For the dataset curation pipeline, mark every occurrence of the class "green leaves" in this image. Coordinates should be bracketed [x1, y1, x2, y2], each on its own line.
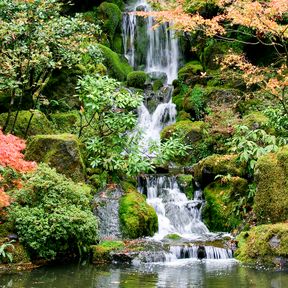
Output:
[227, 125, 288, 175]
[9, 164, 98, 259]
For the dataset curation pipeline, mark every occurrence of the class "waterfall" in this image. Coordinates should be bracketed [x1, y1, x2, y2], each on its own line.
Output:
[122, 0, 179, 84]
[139, 176, 209, 240]
[122, 0, 234, 262]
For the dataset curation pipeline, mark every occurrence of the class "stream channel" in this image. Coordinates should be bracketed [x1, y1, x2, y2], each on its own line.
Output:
[1, 1, 288, 287]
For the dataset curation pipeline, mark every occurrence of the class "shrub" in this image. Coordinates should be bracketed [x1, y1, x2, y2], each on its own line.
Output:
[8, 164, 98, 259]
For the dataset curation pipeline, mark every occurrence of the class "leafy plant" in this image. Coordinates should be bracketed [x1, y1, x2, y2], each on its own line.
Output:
[227, 125, 287, 174]
[9, 164, 98, 260]
[0, 240, 15, 263]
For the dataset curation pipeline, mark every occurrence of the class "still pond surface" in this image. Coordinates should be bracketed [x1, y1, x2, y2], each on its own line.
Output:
[1, 259, 287, 288]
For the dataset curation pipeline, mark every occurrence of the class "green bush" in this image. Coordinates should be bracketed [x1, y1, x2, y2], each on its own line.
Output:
[8, 164, 98, 260]
[127, 71, 147, 89]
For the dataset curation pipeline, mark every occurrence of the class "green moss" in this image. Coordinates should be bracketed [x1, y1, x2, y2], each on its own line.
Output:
[25, 134, 85, 182]
[91, 240, 124, 263]
[164, 234, 181, 240]
[0, 222, 14, 238]
[193, 154, 246, 186]
[127, 71, 147, 89]
[106, 0, 125, 10]
[203, 177, 248, 232]
[242, 112, 269, 130]
[119, 183, 158, 239]
[176, 111, 191, 121]
[254, 146, 288, 224]
[97, 2, 122, 41]
[161, 120, 205, 144]
[185, 0, 219, 17]
[0, 110, 54, 138]
[152, 79, 164, 91]
[11, 243, 30, 264]
[235, 223, 288, 267]
[178, 61, 203, 81]
[50, 111, 80, 134]
[176, 174, 194, 199]
[111, 34, 123, 54]
[97, 44, 132, 81]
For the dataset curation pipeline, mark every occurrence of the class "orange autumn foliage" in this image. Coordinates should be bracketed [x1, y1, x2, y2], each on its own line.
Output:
[0, 129, 37, 208]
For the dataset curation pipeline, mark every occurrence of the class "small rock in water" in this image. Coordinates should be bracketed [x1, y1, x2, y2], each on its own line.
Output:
[197, 246, 207, 260]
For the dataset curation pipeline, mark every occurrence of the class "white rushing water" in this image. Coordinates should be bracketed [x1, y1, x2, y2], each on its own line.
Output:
[122, 0, 179, 84]
[123, 0, 233, 261]
[139, 176, 209, 240]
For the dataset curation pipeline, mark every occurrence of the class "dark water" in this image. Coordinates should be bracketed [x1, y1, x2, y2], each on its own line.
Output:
[0, 259, 287, 288]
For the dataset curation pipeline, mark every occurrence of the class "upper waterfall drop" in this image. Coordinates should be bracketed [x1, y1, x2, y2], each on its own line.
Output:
[122, 0, 179, 84]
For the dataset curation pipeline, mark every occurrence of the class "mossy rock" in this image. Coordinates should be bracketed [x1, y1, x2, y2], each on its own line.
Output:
[176, 111, 191, 121]
[203, 177, 248, 232]
[0, 110, 54, 138]
[254, 146, 288, 224]
[0, 239, 30, 264]
[97, 2, 122, 40]
[127, 71, 147, 89]
[235, 223, 288, 268]
[178, 61, 203, 82]
[119, 182, 158, 239]
[25, 134, 85, 182]
[242, 112, 269, 130]
[161, 120, 205, 144]
[193, 154, 246, 186]
[50, 111, 80, 134]
[0, 222, 14, 238]
[176, 174, 194, 199]
[106, 0, 125, 10]
[152, 79, 164, 92]
[97, 44, 132, 81]
[91, 240, 124, 263]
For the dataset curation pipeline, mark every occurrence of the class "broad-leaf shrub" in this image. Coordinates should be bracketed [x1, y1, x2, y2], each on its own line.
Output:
[9, 164, 98, 259]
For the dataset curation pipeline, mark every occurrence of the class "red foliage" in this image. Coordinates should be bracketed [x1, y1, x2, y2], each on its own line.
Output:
[0, 129, 37, 172]
[0, 129, 37, 208]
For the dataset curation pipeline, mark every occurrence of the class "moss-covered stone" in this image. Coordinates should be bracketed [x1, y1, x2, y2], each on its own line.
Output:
[254, 146, 288, 224]
[193, 154, 246, 186]
[0, 239, 30, 264]
[203, 177, 248, 231]
[97, 44, 132, 81]
[25, 134, 85, 182]
[50, 111, 80, 134]
[176, 174, 194, 199]
[164, 234, 182, 240]
[152, 79, 164, 91]
[0, 222, 14, 238]
[235, 223, 288, 268]
[0, 110, 54, 138]
[119, 182, 158, 239]
[161, 120, 205, 144]
[97, 2, 122, 44]
[91, 240, 124, 263]
[127, 71, 147, 89]
[178, 61, 203, 82]
[176, 111, 191, 121]
[242, 111, 269, 130]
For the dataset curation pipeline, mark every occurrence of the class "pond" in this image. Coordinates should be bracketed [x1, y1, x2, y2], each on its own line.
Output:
[1, 259, 287, 288]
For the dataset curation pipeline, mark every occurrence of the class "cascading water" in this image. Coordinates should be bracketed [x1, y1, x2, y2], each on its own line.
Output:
[122, 1, 179, 84]
[123, 1, 233, 261]
[139, 176, 209, 240]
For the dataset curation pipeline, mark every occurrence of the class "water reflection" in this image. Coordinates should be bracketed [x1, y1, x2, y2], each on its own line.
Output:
[1, 260, 288, 288]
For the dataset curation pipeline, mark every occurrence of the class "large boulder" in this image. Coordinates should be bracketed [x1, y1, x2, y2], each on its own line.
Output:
[254, 146, 288, 224]
[235, 223, 288, 268]
[119, 182, 158, 239]
[203, 177, 248, 232]
[193, 154, 246, 186]
[25, 134, 85, 182]
[0, 110, 54, 138]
